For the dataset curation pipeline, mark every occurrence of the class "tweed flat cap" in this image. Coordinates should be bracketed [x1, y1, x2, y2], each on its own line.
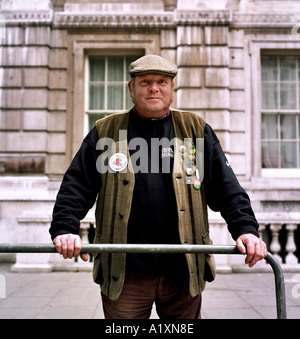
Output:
[128, 55, 178, 78]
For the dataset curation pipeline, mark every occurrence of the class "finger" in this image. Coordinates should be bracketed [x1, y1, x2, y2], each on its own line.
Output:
[80, 253, 89, 262]
[67, 236, 75, 259]
[73, 236, 82, 258]
[236, 238, 247, 255]
[248, 249, 260, 267]
[244, 241, 255, 266]
[60, 236, 68, 259]
[262, 242, 268, 258]
[259, 240, 268, 259]
[248, 240, 265, 267]
[53, 237, 62, 255]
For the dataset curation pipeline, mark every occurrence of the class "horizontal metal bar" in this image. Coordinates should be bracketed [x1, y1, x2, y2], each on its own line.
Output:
[0, 243, 286, 319]
[0, 243, 57, 253]
[0, 243, 240, 254]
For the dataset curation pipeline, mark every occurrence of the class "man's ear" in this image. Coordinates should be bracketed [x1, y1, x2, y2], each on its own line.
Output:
[128, 80, 133, 97]
[128, 79, 136, 104]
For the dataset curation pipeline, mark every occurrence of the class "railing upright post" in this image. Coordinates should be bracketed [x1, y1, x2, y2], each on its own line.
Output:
[265, 252, 287, 319]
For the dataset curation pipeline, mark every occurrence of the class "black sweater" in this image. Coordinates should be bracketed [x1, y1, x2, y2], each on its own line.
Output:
[126, 110, 181, 273]
[49, 110, 259, 273]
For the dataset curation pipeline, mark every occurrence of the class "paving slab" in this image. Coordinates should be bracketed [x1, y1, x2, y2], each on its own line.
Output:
[0, 264, 299, 319]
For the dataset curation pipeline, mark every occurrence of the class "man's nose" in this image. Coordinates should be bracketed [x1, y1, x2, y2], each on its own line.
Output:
[149, 82, 159, 92]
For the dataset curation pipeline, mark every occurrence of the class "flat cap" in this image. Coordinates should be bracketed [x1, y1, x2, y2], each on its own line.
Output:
[128, 55, 178, 78]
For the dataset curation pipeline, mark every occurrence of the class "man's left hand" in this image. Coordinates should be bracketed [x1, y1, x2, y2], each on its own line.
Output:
[236, 233, 267, 268]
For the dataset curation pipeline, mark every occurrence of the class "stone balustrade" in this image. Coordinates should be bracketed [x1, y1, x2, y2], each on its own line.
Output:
[75, 212, 300, 272]
[257, 215, 300, 268]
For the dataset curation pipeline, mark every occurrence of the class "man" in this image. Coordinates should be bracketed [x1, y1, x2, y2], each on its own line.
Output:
[50, 55, 267, 319]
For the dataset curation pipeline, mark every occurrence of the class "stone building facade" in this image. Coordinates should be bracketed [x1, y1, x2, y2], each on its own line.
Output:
[0, 0, 300, 271]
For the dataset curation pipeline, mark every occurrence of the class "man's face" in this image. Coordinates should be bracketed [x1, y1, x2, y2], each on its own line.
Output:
[128, 73, 175, 118]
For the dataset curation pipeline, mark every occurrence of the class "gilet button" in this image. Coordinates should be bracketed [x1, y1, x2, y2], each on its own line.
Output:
[123, 179, 129, 185]
[119, 212, 124, 218]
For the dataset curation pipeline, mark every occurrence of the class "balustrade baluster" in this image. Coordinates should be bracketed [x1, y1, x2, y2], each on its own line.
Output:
[270, 224, 282, 264]
[285, 223, 298, 265]
[258, 223, 266, 241]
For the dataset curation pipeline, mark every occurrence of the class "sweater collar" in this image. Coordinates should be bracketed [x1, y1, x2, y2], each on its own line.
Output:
[132, 106, 171, 122]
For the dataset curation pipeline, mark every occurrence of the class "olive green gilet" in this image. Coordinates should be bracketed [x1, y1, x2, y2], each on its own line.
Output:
[93, 109, 216, 301]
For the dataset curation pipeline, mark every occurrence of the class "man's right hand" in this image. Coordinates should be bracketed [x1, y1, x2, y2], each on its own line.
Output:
[53, 234, 89, 262]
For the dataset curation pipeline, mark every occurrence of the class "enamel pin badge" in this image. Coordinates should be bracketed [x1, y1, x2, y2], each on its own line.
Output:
[109, 153, 128, 172]
[179, 143, 202, 190]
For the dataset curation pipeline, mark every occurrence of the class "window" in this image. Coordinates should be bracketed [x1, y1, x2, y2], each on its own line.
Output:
[261, 55, 300, 168]
[86, 54, 140, 131]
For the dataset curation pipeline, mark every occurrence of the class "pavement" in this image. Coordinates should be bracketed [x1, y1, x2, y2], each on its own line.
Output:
[0, 263, 300, 319]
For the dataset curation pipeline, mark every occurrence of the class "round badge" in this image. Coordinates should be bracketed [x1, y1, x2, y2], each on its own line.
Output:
[186, 167, 193, 176]
[179, 145, 186, 153]
[109, 153, 128, 172]
[193, 179, 201, 190]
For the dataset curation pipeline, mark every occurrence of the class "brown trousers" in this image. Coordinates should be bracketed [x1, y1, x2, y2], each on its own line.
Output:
[101, 271, 201, 319]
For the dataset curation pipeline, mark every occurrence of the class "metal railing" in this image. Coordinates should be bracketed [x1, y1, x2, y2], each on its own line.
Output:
[0, 243, 286, 319]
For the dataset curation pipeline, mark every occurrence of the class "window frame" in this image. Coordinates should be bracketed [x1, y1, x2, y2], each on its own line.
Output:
[250, 41, 300, 178]
[84, 51, 143, 134]
[261, 54, 300, 170]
